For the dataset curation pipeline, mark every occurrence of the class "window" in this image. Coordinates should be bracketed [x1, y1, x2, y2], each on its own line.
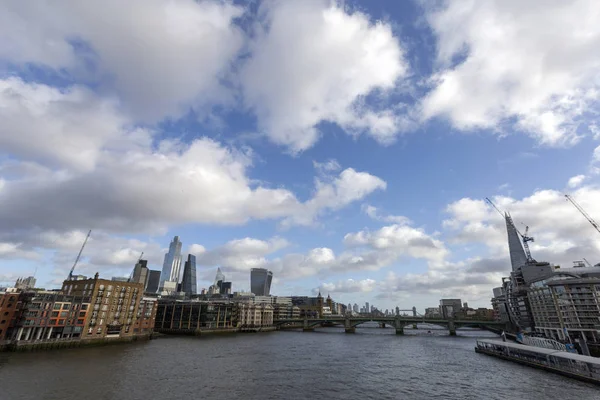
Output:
[81, 304, 88, 310]
[60, 311, 68, 318]
[53, 304, 62, 310]
[50, 319, 57, 325]
[51, 311, 59, 317]
[62, 304, 70, 310]
[58, 319, 65, 325]
[79, 312, 86, 318]
[77, 319, 84, 325]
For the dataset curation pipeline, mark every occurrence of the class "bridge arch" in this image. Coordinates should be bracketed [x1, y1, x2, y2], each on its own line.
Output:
[350, 319, 396, 328]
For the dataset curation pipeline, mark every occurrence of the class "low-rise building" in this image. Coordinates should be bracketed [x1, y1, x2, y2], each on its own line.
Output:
[238, 303, 273, 327]
[154, 300, 235, 331]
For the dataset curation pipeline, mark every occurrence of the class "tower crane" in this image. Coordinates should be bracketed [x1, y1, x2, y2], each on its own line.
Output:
[565, 194, 600, 235]
[485, 197, 536, 263]
[68, 230, 91, 280]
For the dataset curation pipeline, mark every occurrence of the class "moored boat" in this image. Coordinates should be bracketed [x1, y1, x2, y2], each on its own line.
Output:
[475, 339, 600, 385]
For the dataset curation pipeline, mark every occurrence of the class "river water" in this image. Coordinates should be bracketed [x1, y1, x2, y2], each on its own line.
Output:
[1, 325, 598, 400]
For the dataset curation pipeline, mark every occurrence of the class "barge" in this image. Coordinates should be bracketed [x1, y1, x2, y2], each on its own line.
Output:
[475, 339, 600, 385]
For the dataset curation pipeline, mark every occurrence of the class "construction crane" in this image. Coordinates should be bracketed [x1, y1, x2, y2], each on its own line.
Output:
[68, 230, 91, 280]
[138, 252, 144, 261]
[583, 258, 593, 267]
[485, 197, 536, 263]
[565, 194, 600, 235]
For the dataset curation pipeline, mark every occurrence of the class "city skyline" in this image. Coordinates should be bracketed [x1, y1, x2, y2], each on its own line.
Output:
[1, 1, 600, 312]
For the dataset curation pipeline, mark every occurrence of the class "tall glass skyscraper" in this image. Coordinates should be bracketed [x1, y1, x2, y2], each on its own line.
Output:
[250, 268, 273, 296]
[159, 236, 183, 292]
[181, 254, 197, 296]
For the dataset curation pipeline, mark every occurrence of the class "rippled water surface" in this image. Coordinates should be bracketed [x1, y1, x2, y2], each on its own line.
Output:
[1, 325, 598, 400]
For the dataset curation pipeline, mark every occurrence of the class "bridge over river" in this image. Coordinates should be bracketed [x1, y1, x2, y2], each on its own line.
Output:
[274, 316, 507, 336]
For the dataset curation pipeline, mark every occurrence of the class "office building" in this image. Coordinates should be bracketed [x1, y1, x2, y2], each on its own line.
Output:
[180, 254, 197, 296]
[439, 299, 462, 319]
[145, 270, 161, 293]
[154, 300, 235, 331]
[219, 281, 232, 295]
[159, 236, 183, 293]
[250, 268, 273, 296]
[131, 259, 149, 287]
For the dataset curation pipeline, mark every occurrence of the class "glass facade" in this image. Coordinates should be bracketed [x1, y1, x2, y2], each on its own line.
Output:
[159, 236, 183, 292]
[251, 268, 273, 296]
[180, 254, 197, 296]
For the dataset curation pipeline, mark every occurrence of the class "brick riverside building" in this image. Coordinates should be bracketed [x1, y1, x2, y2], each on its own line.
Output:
[62, 274, 156, 339]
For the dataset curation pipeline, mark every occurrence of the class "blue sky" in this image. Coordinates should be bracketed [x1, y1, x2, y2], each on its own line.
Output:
[1, 0, 600, 312]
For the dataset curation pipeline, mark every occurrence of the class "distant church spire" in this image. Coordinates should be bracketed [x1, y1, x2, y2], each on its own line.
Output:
[505, 212, 528, 271]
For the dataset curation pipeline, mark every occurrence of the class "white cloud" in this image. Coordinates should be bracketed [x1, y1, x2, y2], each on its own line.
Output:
[0, 79, 386, 234]
[313, 159, 341, 174]
[1, 0, 244, 121]
[362, 204, 411, 225]
[315, 278, 377, 294]
[241, 0, 409, 151]
[567, 175, 586, 188]
[0, 78, 144, 171]
[421, 0, 600, 146]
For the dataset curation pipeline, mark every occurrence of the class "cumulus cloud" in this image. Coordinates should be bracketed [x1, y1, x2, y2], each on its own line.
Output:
[0, 78, 144, 171]
[421, 0, 600, 146]
[241, 0, 409, 151]
[567, 175, 586, 189]
[1, 0, 245, 122]
[362, 204, 411, 225]
[0, 80, 386, 234]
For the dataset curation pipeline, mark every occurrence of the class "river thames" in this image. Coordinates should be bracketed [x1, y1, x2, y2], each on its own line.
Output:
[1, 326, 598, 400]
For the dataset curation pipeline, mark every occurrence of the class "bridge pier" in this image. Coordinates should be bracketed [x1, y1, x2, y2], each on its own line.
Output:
[303, 319, 314, 332]
[345, 327, 356, 334]
[448, 320, 456, 336]
[379, 322, 386, 328]
[396, 326, 404, 335]
[412, 323, 418, 329]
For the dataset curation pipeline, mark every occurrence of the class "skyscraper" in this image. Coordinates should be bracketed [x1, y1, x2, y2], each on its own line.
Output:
[180, 254, 197, 296]
[146, 270, 161, 293]
[131, 259, 149, 286]
[250, 268, 273, 296]
[159, 236, 183, 292]
[506, 213, 528, 271]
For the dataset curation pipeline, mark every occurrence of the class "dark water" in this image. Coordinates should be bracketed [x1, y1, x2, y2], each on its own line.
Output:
[1, 325, 598, 400]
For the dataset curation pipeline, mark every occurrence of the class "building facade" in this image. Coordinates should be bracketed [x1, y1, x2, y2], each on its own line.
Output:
[145, 270, 161, 294]
[62, 275, 155, 339]
[180, 254, 197, 296]
[131, 260, 149, 287]
[250, 268, 273, 296]
[237, 303, 274, 327]
[439, 299, 462, 319]
[159, 236, 183, 293]
[154, 300, 235, 331]
[0, 289, 25, 341]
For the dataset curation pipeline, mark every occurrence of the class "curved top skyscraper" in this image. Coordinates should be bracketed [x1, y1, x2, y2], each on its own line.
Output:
[250, 268, 273, 296]
[159, 236, 183, 293]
